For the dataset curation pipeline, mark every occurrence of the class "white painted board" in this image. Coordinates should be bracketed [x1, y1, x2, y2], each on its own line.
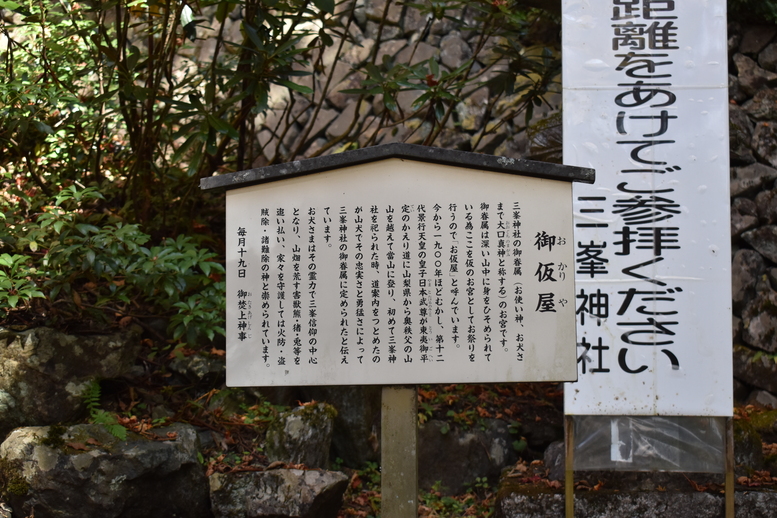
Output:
[226, 159, 578, 386]
[563, 0, 732, 416]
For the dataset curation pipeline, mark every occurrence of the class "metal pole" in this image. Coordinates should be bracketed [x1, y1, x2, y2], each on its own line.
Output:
[381, 385, 418, 518]
[565, 415, 574, 518]
[725, 416, 735, 518]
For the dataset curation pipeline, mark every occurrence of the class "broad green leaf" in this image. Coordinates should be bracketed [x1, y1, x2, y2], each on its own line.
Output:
[206, 114, 239, 139]
[313, 0, 334, 14]
[0, 0, 30, 15]
[275, 79, 313, 95]
[32, 121, 53, 134]
[215, 0, 230, 23]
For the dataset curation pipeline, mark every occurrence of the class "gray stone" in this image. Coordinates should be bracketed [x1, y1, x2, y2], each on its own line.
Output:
[439, 32, 471, 70]
[732, 249, 767, 313]
[347, 22, 365, 44]
[730, 103, 756, 164]
[0, 326, 142, 440]
[768, 267, 777, 291]
[395, 41, 438, 66]
[396, 88, 424, 115]
[741, 291, 777, 353]
[734, 196, 758, 217]
[326, 101, 359, 139]
[364, 0, 402, 24]
[746, 389, 777, 409]
[732, 205, 760, 239]
[365, 21, 401, 41]
[169, 353, 225, 382]
[301, 386, 381, 467]
[756, 189, 777, 224]
[209, 469, 348, 518]
[404, 119, 433, 145]
[0, 503, 10, 518]
[495, 489, 777, 518]
[0, 424, 210, 518]
[375, 38, 407, 64]
[754, 121, 777, 168]
[543, 441, 565, 482]
[402, 5, 429, 34]
[456, 86, 489, 131]
[744, 88, 777, 121]
[436, 128, 471, 151]
[729, 24, 742, 55]
[733, 53, 777, 97]
[296, 108, 337, 147]
[730, 162, 777, 197]
[730, 73, 749, 104]
[430, 10, 458, 36]
[418, 419, 517, 495]
[760, 42, 777, 72]
[734, 343, 777, 394]
[352, 0, 366, 25]
[740, 24, 777, 55]
[328, 72, 366, 110]
[743, 225, 777, 264]
[265, 402, 336, 469]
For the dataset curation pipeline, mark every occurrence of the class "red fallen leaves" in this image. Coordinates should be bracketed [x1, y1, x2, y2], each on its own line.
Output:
[737, 470, 777, 488]
[574, 480, 605, 491]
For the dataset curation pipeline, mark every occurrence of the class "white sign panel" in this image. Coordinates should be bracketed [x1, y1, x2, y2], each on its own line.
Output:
[563, 0, 732, 415]
[226, 159, 578, 386]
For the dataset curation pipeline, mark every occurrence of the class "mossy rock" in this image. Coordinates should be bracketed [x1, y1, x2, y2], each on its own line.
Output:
[0, 457, 28, 499]
[748, 409, 777, 435]
[734, 418, 764, 471]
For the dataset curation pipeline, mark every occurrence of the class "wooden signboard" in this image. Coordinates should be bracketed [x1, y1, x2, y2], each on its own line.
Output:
[201, 143, 594, 387]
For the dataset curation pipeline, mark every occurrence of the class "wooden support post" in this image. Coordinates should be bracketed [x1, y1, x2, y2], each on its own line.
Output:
[725, 416, 735, 518]
[381, 385, 418, 518]
[565, 416, 574, 518]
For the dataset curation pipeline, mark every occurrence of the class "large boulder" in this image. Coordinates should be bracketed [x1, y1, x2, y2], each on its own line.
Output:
[418, 418, 517, 495]
[301, 386, 381, 467]
[743, 226, 777, 264]
[209, 469, 348, 518]
[730, 163, 777, 198]
[0, 326, 142, 440]
[732, 249, 767, 314]
[0, 423, 211, 518]
[265, 402, 337, 469]
[734, 343, 777, 393]
[741, 290, 777, 352]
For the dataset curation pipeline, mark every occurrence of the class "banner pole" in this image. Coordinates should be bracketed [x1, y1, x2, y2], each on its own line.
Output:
[565, 416, 574, 518]
[381, 385, 418, 518]
[725, 416, 735, 518]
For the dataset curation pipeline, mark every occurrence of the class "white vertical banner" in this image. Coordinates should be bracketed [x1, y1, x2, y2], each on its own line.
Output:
[563, 0, 732, 416]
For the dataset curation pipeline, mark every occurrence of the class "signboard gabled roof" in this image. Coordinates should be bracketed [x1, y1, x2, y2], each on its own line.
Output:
[199, 143, 595, 191]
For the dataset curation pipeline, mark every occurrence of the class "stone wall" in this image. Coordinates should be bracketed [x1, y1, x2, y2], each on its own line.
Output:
[186, 1, 564, 166]
[728, 21, 777, 404]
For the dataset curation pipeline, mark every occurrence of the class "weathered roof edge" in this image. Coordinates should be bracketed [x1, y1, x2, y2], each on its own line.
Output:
[199, 142, 595, 191]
